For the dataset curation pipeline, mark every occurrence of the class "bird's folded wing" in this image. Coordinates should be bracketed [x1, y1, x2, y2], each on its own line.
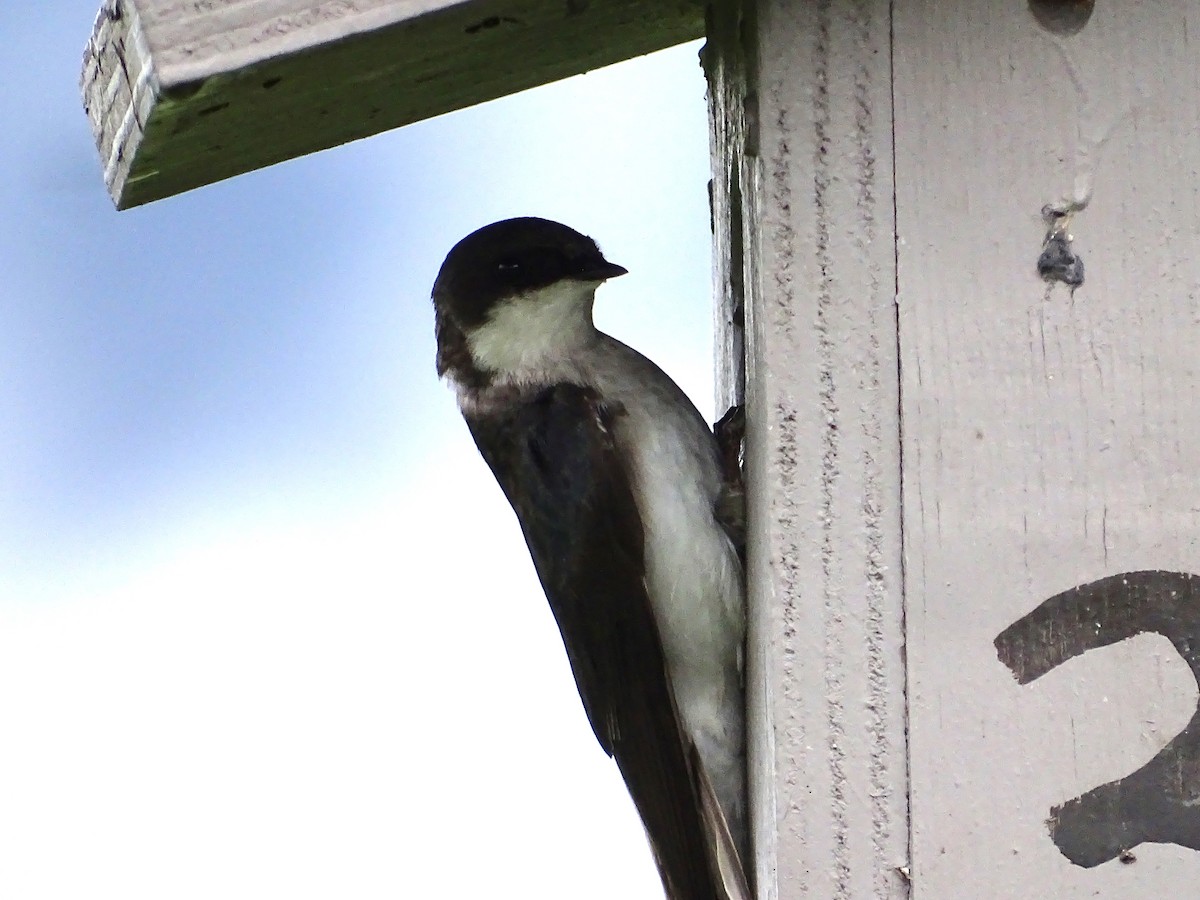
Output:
[466, 382, 747, 900]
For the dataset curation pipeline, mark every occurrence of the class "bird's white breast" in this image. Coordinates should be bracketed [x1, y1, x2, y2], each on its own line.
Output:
[584, 337, 746, 835]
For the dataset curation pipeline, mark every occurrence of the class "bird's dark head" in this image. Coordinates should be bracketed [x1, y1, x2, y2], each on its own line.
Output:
[432, 218, 627, 386]
[433, 218, 627, 328]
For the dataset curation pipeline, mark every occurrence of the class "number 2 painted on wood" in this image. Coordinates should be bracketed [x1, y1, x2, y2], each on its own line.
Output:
[995, 571, 1200, 866]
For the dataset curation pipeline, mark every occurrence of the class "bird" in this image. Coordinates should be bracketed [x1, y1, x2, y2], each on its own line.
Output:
[432, 217, 749, 900]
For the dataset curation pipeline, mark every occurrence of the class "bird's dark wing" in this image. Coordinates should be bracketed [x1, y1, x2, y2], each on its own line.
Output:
[465, 383, 745, 900]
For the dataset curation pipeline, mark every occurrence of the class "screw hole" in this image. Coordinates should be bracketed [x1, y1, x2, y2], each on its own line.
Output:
[1028, 0, 1094, 36]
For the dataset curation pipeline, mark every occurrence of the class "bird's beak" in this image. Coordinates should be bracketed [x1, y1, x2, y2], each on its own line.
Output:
[577, 260, 628, 281]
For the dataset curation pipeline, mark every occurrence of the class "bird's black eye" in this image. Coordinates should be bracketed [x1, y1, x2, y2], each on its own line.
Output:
[497, 259, 521, 273]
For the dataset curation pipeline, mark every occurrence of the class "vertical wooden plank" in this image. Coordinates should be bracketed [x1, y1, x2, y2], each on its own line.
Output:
[704, 0, 749, 416]
[897, 0, 1200, 895]
[708, 1, 909, 896]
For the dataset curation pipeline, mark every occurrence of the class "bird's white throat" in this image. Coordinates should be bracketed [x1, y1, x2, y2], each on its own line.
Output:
[466, 280, 600, 376]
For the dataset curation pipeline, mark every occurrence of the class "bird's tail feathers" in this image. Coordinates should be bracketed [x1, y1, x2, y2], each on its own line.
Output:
[690, 743, 752, 900]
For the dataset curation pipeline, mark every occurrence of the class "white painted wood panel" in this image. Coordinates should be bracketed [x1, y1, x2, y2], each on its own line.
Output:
[708, 1, 909, 896]
[896, 0, 1200, 895]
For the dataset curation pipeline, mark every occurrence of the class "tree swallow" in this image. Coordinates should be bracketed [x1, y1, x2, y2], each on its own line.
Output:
[432, 218, 749, 900]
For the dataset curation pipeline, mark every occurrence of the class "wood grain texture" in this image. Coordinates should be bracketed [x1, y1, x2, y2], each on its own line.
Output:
[896, 0, 1200, 895]
[80, 0, 703, 208]
[707, 1, 908, 896]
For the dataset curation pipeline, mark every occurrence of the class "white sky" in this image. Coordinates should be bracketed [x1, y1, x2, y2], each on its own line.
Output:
[2, 6, 713, 898]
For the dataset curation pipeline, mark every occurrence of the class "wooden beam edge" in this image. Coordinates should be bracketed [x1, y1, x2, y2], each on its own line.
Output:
[79, 0, 704, 209]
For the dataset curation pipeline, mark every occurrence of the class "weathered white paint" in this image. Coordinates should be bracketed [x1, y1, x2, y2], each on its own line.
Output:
[707, 1, 909, 897]
[80, 0, 703, 208]
[896, 0, 1200, 896]
[713, 0, 1200, 896]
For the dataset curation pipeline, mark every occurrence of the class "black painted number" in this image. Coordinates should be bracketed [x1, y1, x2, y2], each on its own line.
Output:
[995, 571, 1200, 867]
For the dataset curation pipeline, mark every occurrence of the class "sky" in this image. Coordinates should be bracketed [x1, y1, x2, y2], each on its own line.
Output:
[1, 7, 714, 898]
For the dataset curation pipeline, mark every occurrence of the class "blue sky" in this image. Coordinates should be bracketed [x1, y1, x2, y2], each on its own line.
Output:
[2, 6, 713, 897]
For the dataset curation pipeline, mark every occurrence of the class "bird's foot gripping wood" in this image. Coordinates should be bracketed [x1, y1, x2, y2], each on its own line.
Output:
[713, 405, 746, 557]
